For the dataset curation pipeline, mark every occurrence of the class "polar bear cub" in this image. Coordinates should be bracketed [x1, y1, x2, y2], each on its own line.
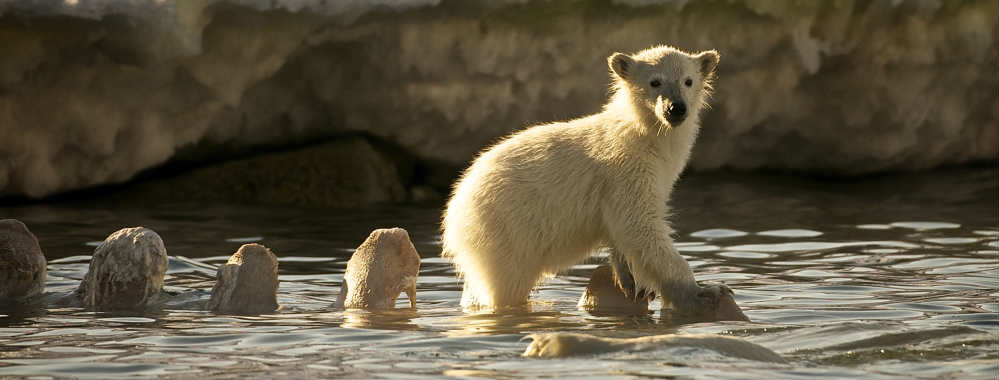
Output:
[442, 44, 726, 315]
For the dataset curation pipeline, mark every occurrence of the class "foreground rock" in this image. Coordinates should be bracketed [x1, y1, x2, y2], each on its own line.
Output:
[207, 243, 280, 314]
[523, 332, 786, 363]
[75, 227, 168, 310]
[708, 285, 751, 322]
[577, 265, 649, 315]
[0, 219, 47, 302]
[579, 264, 749, 323]
[336, 228, 421, 309]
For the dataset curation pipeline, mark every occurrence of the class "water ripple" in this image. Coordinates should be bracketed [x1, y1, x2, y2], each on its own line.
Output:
[690, 229, 749, 239]
[757, 229, 823, 238]
[1, 169, 995, 380]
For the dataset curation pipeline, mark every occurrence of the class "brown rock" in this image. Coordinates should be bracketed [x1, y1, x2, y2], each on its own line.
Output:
[660, 284, 751, 324]
[580, 264, 750, 322]
[711, 285, 750, 322]
[0, 219, 47, 302]
[336, 228, 421, 309]
[207, 243, 280, 314]
[577, 265, 649, 315]
[122, 137, 407, 208]
[76, 227, 168, 310]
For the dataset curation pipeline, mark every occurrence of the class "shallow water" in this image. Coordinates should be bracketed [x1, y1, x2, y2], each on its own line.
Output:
[1, 168, 997, 379]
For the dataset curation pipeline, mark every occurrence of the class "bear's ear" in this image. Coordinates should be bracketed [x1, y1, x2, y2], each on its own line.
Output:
[695, 50, 720, 77]
[608, 52, 635, 80]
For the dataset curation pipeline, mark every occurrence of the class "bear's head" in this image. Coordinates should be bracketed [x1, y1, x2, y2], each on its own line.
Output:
[608, 45, 719, 131]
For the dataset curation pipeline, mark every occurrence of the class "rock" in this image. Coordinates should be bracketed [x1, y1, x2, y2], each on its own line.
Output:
[0, 219, 46, 302]
[712, 285, 750, 322]
[523, 332, 786, 363]
[1, 1, 995, 199]
[76, 227, 168, 310]
[659, 284, 750, 324]
[207, 243, 279, 314]
[121, 137, 408, 208]
[336, 228, 421, 309]
[577, 265, 649, 315]
[580, 264, 749, 322]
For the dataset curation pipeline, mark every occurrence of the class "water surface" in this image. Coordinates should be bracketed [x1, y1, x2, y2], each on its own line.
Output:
[1, 168, 997, 379]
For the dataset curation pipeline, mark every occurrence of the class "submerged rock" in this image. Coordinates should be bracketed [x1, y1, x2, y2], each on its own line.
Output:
[523, 332, 786, 363]
[710, 284, 751, 322]
[337, 228, 421, 309]
[207, 243, 280, 314]
[580, 264, 749, 322]
[658, 283, 750, 324]
[76, 227, 168, 310]
[0, 219, 47, 302]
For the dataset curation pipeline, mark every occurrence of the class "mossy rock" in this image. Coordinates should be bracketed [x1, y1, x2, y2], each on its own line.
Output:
[128, 137, 407, 208]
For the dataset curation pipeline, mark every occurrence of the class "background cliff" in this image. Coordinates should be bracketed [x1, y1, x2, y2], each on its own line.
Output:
[0, 0, 995, 205]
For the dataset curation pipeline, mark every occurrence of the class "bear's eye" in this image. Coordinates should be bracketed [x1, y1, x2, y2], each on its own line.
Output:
[684, 78, 693, 87]
[650, 79, 661, 88]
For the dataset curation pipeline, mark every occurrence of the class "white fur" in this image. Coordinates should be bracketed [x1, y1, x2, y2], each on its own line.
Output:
[442, 45, 719, 309]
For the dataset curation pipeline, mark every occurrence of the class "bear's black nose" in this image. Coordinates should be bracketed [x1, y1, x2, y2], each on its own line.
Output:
[666, 101, 687, 124]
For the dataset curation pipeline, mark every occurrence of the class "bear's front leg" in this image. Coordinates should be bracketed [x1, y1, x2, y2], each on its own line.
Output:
[601, 188, 735, 319]
[603, 200, 749, 321]
[603, 200, 699, 304]
[608, 248, 655, 302]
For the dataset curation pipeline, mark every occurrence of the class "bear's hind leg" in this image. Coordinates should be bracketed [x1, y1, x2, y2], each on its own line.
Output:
[601, 191, 701, 311]
[455, 244, 545, 309]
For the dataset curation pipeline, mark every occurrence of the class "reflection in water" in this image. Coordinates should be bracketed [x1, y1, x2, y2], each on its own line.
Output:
[341, 309, 420, 330]
[450, 310, 580, 336]
[0, 169, 996, 379]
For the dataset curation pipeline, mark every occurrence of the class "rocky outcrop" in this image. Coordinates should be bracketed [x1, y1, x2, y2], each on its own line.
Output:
[0, 219, 46, 302]
[0, 1, 994, 199]
[207, 243, 280, 314]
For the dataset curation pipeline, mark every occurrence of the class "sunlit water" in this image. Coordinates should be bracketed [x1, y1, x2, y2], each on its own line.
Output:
[1, 168, 997, 379]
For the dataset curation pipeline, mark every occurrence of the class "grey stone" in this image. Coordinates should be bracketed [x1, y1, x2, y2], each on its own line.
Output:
[0, 219, 46, 302]
[207, 243, 280, 314]
[337, 228, 421, 309]
[76, 227, 168, 310]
